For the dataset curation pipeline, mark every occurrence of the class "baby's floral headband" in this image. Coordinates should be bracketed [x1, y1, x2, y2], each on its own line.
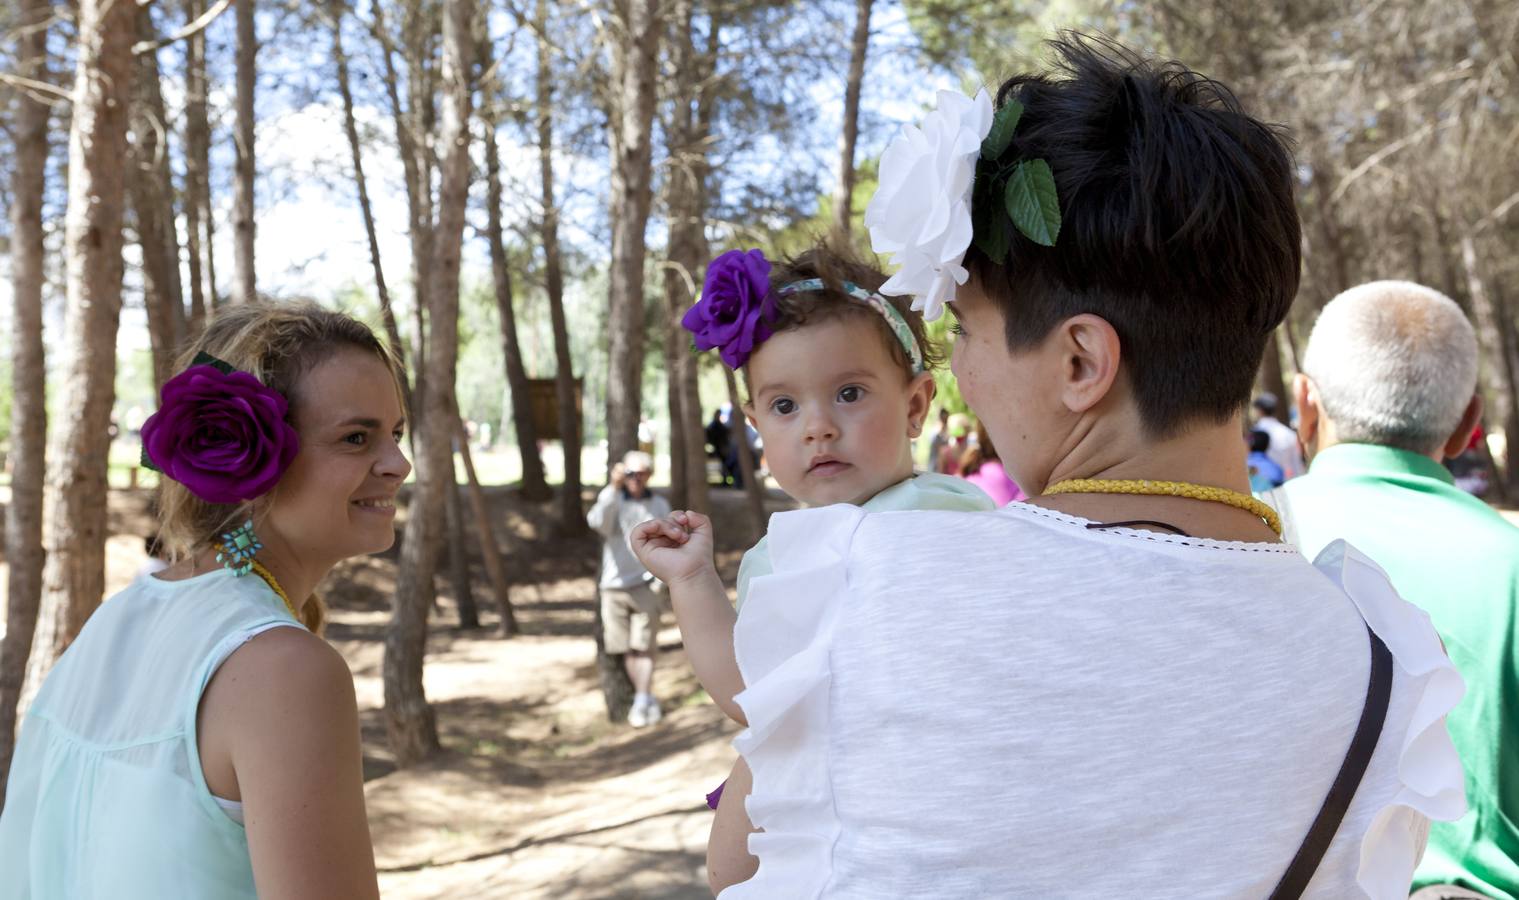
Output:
[140, 352, 301, 505]
[864, 88, 1061, 321]
[682, 248, 925, 373]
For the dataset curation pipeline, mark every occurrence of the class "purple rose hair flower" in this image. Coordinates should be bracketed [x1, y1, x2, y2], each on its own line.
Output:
[141, 365, 301, 505]
[682, 248, 778, 369]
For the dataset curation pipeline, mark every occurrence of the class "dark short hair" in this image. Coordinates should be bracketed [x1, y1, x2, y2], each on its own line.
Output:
[764, 243, 942, 379]
[965, 34, 1301, 437]
[1249, 429, 1271, 453]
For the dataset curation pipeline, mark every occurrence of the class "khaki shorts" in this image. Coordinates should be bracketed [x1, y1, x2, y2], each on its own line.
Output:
[601, 583, 663, 654]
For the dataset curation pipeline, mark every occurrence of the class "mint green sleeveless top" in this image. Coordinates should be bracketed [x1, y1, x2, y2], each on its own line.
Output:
[0, 568, 302, 899]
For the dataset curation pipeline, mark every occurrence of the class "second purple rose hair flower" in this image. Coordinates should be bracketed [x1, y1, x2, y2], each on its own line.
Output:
[681, 248, 778, 369]
[141, 357, 301, 505]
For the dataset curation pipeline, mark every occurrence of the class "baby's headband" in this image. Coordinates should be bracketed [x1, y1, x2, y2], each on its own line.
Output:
[776, 278, 924, 374]
[681, 248, 924, 372]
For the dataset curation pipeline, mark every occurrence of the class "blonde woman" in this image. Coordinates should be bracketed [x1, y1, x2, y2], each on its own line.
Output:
[0, 303, 404, 899]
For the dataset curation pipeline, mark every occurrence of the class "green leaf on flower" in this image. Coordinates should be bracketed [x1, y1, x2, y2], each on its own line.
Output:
[1004, 158, 1061, 247]
[191, 350, 237, 375]
[980, 99, 1023, 161]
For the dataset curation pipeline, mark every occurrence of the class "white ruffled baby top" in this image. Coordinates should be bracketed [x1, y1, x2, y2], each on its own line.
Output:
[726, 503, 1466, 899]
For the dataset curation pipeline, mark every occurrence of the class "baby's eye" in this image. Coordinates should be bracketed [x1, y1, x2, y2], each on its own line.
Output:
[949, 321, 966, 336]
[838, 385, 864, 403]
[770, 397, 797, 415]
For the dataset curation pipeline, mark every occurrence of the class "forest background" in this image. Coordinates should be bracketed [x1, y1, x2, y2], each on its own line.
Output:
[0, 0, 1517, 891]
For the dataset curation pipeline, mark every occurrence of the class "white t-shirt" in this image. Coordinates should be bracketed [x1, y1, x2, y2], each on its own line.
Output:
[726, 502, 1465, 899]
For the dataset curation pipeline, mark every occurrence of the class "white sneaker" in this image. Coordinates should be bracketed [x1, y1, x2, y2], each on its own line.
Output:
[643, 700, 663, 726]
[628, 701, 650, 728]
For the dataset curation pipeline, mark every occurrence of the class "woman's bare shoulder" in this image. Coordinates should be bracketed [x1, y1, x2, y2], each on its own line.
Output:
[204, 626, 357, 732]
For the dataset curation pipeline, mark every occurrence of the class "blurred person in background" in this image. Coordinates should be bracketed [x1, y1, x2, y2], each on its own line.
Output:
[958, 420, 1025, 506]
[937, 412, 972, 475]
[1250, 392, 1305, 480]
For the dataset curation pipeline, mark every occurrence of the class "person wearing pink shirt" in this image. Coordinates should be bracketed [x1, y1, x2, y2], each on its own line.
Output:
[958, 421, 1024, 505]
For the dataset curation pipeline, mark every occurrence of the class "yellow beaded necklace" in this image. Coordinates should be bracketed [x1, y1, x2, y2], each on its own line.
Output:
[1044, 478, 1283, 537]
[247, 558, 301, 621]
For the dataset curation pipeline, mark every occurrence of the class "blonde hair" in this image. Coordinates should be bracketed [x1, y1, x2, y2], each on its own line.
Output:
[154, 301, 403, 632]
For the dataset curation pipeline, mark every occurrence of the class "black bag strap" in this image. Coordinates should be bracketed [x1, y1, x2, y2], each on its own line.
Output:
[1268, 625, 1394, 899]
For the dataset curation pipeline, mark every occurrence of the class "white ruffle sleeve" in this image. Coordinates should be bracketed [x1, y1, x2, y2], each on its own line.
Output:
[1313, 540, 1468, 899]
[722, 504, 866, 899]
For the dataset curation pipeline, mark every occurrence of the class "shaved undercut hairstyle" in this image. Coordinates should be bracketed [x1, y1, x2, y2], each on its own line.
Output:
[965, 33, 1302, 437]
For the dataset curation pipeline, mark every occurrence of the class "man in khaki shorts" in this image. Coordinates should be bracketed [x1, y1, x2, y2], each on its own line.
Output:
[588, 451, 671, 726]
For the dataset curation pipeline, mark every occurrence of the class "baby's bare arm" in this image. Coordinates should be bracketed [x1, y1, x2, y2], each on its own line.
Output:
[667, 565, 745, 725]
[631, 511, 747, 725]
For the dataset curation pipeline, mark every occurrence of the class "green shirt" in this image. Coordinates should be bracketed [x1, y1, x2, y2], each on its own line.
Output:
[1277, 443, 1519, 899]
[736, 472, 995, 607]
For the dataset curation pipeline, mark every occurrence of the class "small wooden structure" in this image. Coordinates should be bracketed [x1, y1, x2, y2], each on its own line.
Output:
[526, 377, 582, 441]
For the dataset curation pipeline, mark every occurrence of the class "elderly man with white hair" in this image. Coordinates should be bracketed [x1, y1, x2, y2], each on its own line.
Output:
[1271, 280, 1519, 900]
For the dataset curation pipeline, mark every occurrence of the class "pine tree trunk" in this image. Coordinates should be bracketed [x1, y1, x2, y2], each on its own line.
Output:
[1, 0, 52, 808]
[182, 0, 211, 330]
[831, 0, 872, 240]
[27, 0, 136, 707]
[481, 52, 550, 501]
[659, 0, 715, 515]
[724, 368, 767, 543]
[1255, 328, 1288, 414]
[386, 0, 473, 767]
[1461, 234, 1519, 492]
[593, 599, 636, 723]
[333, 2, 411, 405]
[444, 471, 476, 627]
[603, 0, 662, 467]
[402, 0, 439, 348]
[233, 0, 257, 303]
[455, 416, 518, 636]
[537, 0, 585, 537]
[664, 336, 689, 511]
[129, 7, 187, 390]
[1279, 319, 1303, 376]
[370, 0, 431, 377]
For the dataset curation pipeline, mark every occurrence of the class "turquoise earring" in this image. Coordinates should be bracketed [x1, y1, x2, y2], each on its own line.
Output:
[214, 519, 263, 576]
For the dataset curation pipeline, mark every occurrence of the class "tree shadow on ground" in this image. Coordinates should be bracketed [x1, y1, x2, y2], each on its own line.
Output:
[360, 694, 554, 784]
[379, 805, 711, 900]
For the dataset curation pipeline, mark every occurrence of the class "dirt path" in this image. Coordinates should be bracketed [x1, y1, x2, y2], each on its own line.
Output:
[325, 485, 779, 899]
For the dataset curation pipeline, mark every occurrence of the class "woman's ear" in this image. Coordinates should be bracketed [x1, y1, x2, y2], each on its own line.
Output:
[1057, 314, 1122, 415]
[904, 372, 936, 438]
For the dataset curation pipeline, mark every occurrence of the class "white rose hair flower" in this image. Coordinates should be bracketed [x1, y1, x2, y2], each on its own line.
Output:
[865, 89, 992, 323]
[866, 87, 1063, 321]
